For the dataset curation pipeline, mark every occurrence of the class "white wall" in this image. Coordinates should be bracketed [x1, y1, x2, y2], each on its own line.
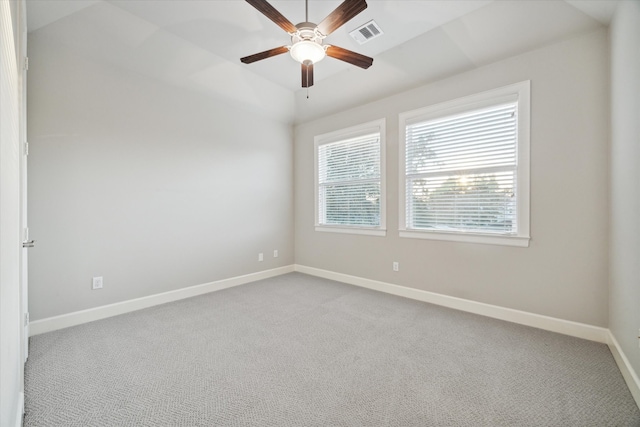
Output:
[27, 31, 294, 321]
[610, 0, 640, 378]
[1, 0, 24, 425]
[295, 29, 610, 327]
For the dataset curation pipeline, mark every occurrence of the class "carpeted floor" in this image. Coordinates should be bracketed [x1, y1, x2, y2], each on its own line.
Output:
[25, 273, 640, 426]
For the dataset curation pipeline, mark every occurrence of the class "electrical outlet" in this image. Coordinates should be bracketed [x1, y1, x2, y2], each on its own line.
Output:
[273, 250, 278, 258]
[393, 262, 399, 272]
[92, 276, 103, 290]
[258, 253, 264, 262]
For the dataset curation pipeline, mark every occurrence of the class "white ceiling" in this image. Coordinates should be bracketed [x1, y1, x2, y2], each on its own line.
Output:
[26, 0, 618, 123]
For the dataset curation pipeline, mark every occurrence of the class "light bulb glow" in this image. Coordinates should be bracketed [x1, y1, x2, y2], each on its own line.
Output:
[290, 41, 325, 64]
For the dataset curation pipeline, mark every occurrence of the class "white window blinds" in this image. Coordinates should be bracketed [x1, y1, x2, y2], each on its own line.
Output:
[405, 102, 518, 234]
[318, 132, 381, 227]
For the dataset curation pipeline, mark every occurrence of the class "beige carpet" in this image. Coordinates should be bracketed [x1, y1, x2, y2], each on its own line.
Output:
[25, 273, 640, 426]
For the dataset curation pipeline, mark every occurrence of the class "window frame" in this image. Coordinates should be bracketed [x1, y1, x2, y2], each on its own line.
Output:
[314, 119, 386, 236]
[398, 81, 530, 247]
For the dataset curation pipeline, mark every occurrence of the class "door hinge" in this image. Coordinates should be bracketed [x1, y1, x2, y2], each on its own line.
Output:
[24, 141, 29, 156]
[24, 312, 29, 326]
[24, 57, 28, 71]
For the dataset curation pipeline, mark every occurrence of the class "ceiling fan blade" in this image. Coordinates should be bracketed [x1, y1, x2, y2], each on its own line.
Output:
[245, 0, 297, 34]
[302, 61, 314, 88]
[316, 0, 367, 36]
[325, 45, 373, 69]
[241, 46, 289, 64]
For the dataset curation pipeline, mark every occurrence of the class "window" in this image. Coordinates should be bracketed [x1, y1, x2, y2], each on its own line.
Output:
[315, 119, 386, 236]
[399, 81, 530, 247]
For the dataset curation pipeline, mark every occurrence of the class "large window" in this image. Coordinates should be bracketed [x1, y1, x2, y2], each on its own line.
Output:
[315, 119, 386, 236]
[399, 82, 530, 247]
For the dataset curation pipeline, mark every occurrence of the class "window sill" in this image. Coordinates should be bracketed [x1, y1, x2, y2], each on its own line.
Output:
[399, 230, 529, 247]
[315, 226, 386, 237]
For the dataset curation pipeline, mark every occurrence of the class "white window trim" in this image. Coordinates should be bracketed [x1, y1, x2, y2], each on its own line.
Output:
[314, 119, 386, 236]
[398, 81, 530, 247]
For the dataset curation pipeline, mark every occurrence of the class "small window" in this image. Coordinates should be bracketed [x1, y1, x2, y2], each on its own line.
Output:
[399, 82, 530, 247]
[315, 119, 386, 236]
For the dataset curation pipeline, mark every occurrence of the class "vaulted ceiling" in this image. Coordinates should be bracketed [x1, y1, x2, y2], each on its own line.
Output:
[26, 0, 616, 124]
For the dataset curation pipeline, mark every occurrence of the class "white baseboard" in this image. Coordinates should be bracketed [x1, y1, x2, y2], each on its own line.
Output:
[607, 331, 640, 408]
[30, 265, 294, 336]
[294, 264, 609, 344]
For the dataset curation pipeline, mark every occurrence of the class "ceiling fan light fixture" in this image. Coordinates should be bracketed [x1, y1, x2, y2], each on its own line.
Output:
[290, 40, 326, 64]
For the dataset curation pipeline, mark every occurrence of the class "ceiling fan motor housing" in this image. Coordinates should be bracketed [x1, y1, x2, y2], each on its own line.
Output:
[292, 23, 324, 43]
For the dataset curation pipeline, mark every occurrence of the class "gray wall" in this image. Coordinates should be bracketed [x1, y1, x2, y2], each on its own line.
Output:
[28, 31, 293, 321]
[610, 0, 640, 376]
[294, 29, 610, 327]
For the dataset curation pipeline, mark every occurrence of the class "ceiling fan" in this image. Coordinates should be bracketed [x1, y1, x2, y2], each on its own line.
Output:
[240, 0, 373, 89]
